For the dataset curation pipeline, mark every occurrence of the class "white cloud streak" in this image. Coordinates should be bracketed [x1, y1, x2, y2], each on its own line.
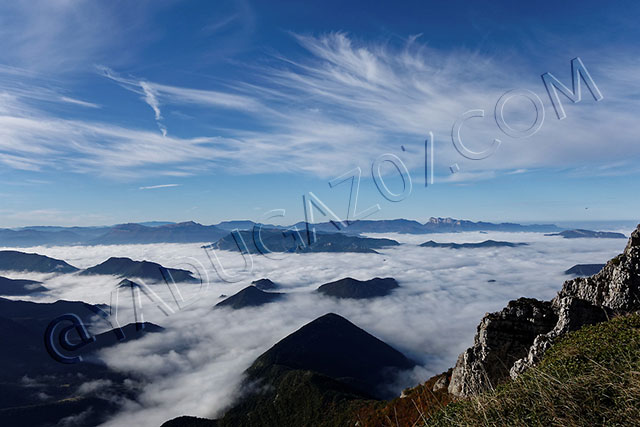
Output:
[139, 82, 167, 136]
[59, 96, 101, 109]
[139, 184, 180, 190]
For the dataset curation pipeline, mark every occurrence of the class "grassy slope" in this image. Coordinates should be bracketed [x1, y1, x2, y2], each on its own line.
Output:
[428, 313, 640, 426]
[207, 365, 376, 427]
[354, 371, 453, 427]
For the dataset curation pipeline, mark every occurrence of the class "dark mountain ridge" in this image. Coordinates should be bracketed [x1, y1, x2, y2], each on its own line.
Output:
[545, 229, 626, 239]
[564, 263, 606, 277]
[420, 240, 528, 249]
[251, 278, 278, 290]
[0, 250, 78, 273]
[0, 276, 47, 296]
[207, 229, 399, 254]
[317, 277, 399, 299]
[80, 256, 197, 283]
[215, 286, 284, 309]
[163, 313, 416, 426]
[0, 297, 161, 427]
[247, 313, 416, 398]
[0, 218, 565, 247]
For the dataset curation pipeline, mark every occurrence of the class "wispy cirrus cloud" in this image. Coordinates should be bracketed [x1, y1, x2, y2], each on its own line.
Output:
[139, 184, 180, 190]
[0, 1, 158, 72]
[59, 96, 101, 109]
[95, 32, 640, 180]
[0, 66, 100, 111]
[98, 66, 264, 114]
[0, 32, 638, 181]
[139, 82, 167, 137]
[97, 66, 265, 138]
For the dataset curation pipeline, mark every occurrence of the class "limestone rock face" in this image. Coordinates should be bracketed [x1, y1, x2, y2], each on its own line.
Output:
[431, 371, 450, 392]
[510, 296, 610, 378]
[449, 224, 640, 397]
[557, 226, 640, 311]
[448, 298, 556, 396]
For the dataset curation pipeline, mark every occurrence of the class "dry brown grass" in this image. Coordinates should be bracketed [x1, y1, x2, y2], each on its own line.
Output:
[354, 370, 453, 427]
[427, 314, 640, 426]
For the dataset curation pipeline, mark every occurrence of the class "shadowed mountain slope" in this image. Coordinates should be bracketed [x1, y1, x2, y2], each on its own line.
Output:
[246, 313, 416, 397]
[545, 229, 626, 239]
[162, 313, 415, 427]
[0, 297, 162, 427]
[0, 250, 78, 273]
[208, 229, 399, 254]
[215, 286, 284, 309]
[0, 276, 47, 296]
[317, 277, 399, 299]
[251, 278, 278, 290]
[80, 257, 197, 283]
[564, 263, 606, 277]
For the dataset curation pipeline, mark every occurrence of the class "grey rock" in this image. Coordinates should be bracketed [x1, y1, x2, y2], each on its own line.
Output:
[510, 296, 610, 378]
[448, 298, 556, 396]
[556, 228, 640, 311]
[432, 370, 451, 392]
[450, 224, 640, 396]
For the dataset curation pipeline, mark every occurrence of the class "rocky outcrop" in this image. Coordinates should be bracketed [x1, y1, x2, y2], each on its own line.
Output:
[449, 224, 640, 397]
[556, 227, 640, 311]
[509, 296, 610, 378]
[431, 372, 450, 392]
[448, 298, 557, 396]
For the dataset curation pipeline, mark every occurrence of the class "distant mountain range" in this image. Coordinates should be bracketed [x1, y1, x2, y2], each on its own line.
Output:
[0, 219, 628, 248]
[420, 240, 528, 249]
[214, 220, 261, 231]
[0, 226, 111, 246]
[545, 229, 627, 239]
[163, 313, 415, 426]
[0, 217, 568, 247]
[291, 218, 561, 235]
[317, 277, 399, 299]
[88, 221, 227, 245]
[0, 221, 227, 247]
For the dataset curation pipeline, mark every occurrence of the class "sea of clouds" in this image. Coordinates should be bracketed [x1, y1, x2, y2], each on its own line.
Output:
[0, 230, 631, 426]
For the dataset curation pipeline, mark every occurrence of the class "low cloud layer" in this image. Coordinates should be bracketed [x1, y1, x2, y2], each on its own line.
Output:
[0, 231, 629, 426]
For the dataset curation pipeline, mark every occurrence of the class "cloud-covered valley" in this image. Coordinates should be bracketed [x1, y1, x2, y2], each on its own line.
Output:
[0, 231, 629, 426]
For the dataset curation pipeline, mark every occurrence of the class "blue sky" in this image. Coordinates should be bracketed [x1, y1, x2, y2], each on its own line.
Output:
[0, 0, 638, 227]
